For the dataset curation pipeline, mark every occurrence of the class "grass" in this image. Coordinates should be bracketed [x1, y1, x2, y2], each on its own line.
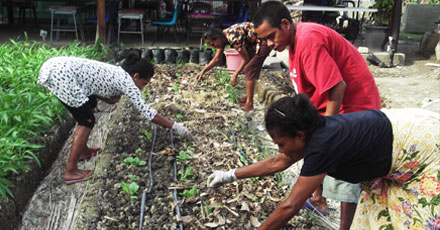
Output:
[0, 33, 111, 200]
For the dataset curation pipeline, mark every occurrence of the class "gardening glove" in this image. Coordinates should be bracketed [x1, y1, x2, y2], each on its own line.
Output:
[172, 122, 191, 138]
[207, 169, 237, 187]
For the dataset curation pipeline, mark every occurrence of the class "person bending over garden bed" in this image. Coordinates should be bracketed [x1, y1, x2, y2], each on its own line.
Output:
[196, 23, 272, 112]
[208, 94, 440, 230]
[37, 54, 191, 185]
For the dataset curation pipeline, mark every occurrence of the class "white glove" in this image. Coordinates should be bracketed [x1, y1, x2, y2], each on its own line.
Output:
[172, 122, 191, 138]
[207, 169, 237, 187]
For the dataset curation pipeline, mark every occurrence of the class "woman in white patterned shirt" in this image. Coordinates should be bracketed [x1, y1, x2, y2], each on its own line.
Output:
[38, 53, 190, 185]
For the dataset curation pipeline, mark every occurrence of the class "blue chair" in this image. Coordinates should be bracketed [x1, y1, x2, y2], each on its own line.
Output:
[220, 3, 249, 28]
[151, 1, 182, 45]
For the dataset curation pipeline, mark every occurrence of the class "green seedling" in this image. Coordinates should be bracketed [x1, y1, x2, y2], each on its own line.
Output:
[140, 128, 153, 140]
[176, 114, 184, 119]
[135, 148, 142, 155]
[123, 157, 146, 166]
[179, 185, 197, 198]
[175, 72, 181, 77]
[128, 174, 140, 181]
[187, 146, 195, 152]
[174, 81, 180, 93]
[245, 176, 260, 181]
[178, 166, 194, 181]
[176, 150, 194, 161]
[121, 181, 139, 199]
[240, 155, 249, 164]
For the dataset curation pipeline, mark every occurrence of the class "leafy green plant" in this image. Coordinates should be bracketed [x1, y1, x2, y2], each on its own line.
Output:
[370, 0, 394, 26]
[0, 34, 110, 200]
[135, 148, 142, 155]
[140, 128, 153, 140]
[121, 181, 139, 199]
[176, 114, 184, 119]
[176, 150, 194, 161]
[240, 155, 249, 164]
[128, 174, 140, 181]
[178, 166, 194, 181]
[123, 157, 146, 166]
[179, 185, 197, 197]
[174, 81, 180, 93]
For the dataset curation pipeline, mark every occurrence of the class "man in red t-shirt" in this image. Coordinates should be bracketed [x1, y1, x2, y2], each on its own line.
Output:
[252, 1, 381, 229]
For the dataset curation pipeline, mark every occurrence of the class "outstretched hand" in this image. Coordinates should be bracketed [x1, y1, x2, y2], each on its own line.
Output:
[172, 122, 192, 139]
[196, 71, 204, 81]
[207, 169, 237, 187]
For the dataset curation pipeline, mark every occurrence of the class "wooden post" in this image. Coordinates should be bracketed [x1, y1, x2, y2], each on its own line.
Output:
[390, 0, 402, 52]
[97, 0, 106, 44]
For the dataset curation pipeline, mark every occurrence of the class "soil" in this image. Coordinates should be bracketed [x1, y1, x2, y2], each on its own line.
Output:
[16, 40, 439, 230]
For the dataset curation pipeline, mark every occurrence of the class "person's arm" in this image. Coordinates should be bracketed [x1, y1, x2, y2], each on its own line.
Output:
[235, 152, 298, 179]
[196, 47, 225, 81]
[207, 152, 302, 187]
[230, 47, 250, 85]
[258, 174, 326, 230]
[325, 80, 346, 116]
[151, 113, 174, 128]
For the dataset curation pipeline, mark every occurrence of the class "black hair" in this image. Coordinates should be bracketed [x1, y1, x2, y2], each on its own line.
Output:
[265, 94, 325, 141]
[202, 27, 225, 41]
[253, 1, 293, 29]
[121, 52, 154, 80]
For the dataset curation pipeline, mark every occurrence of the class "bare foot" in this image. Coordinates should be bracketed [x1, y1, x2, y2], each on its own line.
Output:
[79, 147, 102, 161]
[241, 104, 254, 112]
[63, 169, 92, 181]
[309, 197, 328, 211]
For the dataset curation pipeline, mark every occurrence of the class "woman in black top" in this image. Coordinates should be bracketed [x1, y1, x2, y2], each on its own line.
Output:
[207, 94, 440, 230]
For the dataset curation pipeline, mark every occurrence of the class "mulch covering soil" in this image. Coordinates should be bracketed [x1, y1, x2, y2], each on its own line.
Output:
[75, 64, 320, 229]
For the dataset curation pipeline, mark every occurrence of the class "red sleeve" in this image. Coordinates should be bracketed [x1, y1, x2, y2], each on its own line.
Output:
[300, 35, 343, 96]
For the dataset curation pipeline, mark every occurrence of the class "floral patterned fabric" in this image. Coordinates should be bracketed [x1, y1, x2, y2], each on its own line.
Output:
[351, 108, 440, 230]
[223, 22, 259, 55]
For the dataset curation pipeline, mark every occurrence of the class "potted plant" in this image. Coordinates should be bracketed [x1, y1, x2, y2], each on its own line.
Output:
[364, 0, 394, 51]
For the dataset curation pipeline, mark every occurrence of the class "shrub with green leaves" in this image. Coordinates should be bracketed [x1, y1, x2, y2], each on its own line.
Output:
[0, 34, 110, 200]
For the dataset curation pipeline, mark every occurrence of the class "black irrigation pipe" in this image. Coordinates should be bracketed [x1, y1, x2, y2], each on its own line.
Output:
[263, 69, 296, 92]
[227, 124, 253, 165]
[170, 130, 184, 230]
[139, 93, 157, 230]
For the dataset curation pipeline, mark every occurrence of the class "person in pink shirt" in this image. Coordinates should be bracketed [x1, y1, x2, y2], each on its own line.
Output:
[251, 1, 381, 229]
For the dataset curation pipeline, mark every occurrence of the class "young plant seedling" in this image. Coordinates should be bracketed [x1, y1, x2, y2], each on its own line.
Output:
[176, 150, 193, 162]
[140, 128, 153, 140]
[121, 181, 139, 199]
[179, 185, 197, 198]
[135, 148, 142, 156]
[128, 174, 140, 181]
[176, 114, 184, 119]
[178, 166, 194, 181]
[174, 81, 180, 93]
[123, 157, 146, 166]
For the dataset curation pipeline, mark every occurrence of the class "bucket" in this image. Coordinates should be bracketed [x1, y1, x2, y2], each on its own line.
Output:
[224, 49, 243, 73]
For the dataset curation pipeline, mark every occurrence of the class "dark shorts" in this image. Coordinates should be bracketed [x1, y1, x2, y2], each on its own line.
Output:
[61, 96, 97, 129]
[244, 40, 272, 81]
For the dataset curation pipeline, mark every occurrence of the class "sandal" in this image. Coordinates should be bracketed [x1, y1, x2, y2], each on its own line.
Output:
[303, 198, 329, 216]
[240, 104, 254, 112]
[236, 97, 247, 104]
[64, 170, 93, 185]
[79, 147, 102, 161]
